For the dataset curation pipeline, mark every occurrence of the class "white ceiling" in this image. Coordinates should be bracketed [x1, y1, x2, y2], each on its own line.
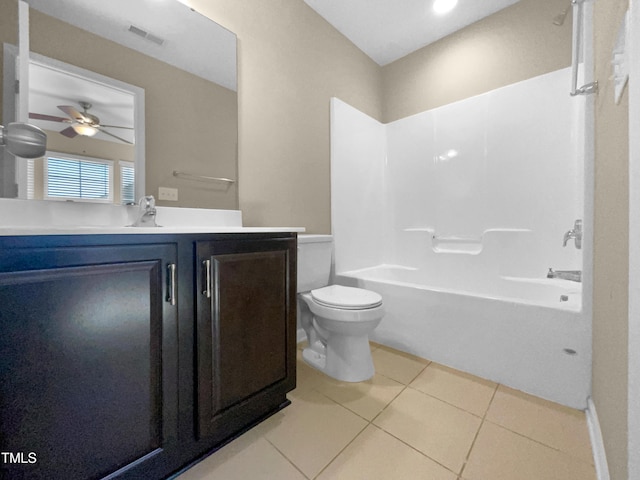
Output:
[303, 0, 522, 66]
[25, 0, 237, 91]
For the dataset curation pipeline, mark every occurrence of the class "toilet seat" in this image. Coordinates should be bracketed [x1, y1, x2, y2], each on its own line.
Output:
[311, 285, 382, 310]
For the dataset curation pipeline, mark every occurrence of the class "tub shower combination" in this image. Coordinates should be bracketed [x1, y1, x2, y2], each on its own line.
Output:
[337, 262, 585, 409]
[330, 67, 589, 409]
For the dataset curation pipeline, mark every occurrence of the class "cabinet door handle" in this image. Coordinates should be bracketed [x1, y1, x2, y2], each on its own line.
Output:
[202, 259, 212, 298]
[167, 263, 177, 306]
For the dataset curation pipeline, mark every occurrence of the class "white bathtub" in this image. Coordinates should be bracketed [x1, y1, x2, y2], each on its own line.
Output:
[335, 264, 590, 409]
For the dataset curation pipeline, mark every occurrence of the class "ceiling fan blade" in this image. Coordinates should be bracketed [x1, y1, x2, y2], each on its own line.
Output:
[98, 124, 135, 130]
[59, 126, 78, 138]
[98, 128, 134, 145]
[58, 105, 86, 122]
[29, 112, 71, 123]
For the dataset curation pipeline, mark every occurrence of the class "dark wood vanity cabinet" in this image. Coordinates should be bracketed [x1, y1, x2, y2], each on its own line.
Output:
[0, 240, 179, 480]
[0, 233, 297, 480]
[195, 239, 296, 442]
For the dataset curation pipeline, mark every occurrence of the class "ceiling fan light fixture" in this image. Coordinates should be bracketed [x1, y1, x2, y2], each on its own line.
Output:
[433, 0, 458, 15]
[72, 124, 98, 137]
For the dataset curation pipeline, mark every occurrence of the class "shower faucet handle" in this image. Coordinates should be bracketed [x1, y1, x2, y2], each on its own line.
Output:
[562, 219, 582, 249]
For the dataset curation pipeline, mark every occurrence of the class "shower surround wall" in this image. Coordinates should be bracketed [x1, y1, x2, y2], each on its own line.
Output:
[331, 68, 589, 408]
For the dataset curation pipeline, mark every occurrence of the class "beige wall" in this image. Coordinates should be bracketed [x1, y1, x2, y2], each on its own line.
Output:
[0, 0, 18, 197]
[188, 0, 383, 233]
[592, 1, 630, 479]
[0, 0, 18, 126]
[381, 0, 573, 122]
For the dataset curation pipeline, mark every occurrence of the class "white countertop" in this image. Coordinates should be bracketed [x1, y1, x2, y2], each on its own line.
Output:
[0, 226, 305, 236]
[0, 200, 305, 236]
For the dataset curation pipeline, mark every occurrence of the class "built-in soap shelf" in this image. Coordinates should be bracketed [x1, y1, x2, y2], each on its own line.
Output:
[404, 227, 531, 254]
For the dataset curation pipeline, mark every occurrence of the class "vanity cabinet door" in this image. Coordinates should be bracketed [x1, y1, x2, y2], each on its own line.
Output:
[0, 241, 178, 480]
[195, 238, 296, 441]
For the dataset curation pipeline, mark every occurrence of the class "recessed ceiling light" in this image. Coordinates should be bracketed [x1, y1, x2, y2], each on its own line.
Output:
[433, 0, 458, 15]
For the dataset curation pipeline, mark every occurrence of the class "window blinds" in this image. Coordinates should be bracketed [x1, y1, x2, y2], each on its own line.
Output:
[46, 155, 113, 202]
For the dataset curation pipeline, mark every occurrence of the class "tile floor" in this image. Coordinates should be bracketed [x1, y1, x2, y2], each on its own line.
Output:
[178, 343, 596, 480]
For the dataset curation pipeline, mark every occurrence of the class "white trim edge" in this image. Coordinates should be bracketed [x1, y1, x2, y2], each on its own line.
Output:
[628, 0, 640, 477]
[586, 397, 611, 480]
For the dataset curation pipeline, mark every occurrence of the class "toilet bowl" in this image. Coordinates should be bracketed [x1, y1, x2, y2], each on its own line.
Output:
[298, 285, 384, 382]
[296, 234, 384, 383]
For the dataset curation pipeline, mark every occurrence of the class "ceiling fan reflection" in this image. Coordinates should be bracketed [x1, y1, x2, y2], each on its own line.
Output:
[29, 101, 134, 145]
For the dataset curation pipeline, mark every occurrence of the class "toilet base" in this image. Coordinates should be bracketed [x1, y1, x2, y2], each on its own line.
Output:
[302, 333, 375, 383]
[302, 347, 326, 370]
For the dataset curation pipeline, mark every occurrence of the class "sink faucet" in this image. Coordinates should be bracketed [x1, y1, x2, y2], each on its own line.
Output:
[563, 219, 582, 249]
[132, 195, 159, 227]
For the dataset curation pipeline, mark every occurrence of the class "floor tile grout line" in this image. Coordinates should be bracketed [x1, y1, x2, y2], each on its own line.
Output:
[366, 370, 469, 477]
[295, 345, 595, 479]
[369, 382, 410, 425]
[371, 349, 593, 463]
[304, 378, 464, 477]
[483, 381, 594, 465]
[287, 381, 403, 478]
[297, 353, 486, 477]
[310, 422, 371, 479]
[459, 382, 500, 478]
[373, 350, 499, 419]
[406, 360, 431, 383]
[457, 382, 595, 471]
[300, 381, 401, 425]
[295, 362, 401, 478]
[267, 380, 371, 479]
[296, 374, 595, 476]
[481, 417, 597, 466]
[404, 384, 491, 420]
[309, 366, 463, 416]
[299, 374, 410, 427]
[263, 436, 313, 480]
[369, 421, 464, 477]
[372, 360, 430, 387]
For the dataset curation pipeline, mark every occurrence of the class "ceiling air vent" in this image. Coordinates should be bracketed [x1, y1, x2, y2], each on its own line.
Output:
[128, 25, 165, 46]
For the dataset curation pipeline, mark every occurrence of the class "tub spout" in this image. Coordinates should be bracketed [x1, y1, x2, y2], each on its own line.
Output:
[547, 268, 582, 282]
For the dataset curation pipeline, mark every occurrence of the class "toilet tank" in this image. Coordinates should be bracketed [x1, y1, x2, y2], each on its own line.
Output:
[297, 234, 333, 292]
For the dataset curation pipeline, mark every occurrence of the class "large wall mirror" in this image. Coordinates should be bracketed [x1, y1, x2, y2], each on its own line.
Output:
[0, 0, 238, 209]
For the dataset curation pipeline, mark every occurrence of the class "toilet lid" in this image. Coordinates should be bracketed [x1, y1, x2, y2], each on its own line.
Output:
[311, 285, 382, 310]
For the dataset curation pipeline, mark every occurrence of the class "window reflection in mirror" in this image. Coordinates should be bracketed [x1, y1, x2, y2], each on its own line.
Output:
[23, 54, 142, 205]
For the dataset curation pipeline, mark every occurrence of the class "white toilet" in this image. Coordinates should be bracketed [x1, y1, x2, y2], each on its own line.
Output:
[297, 235, 384, 382]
